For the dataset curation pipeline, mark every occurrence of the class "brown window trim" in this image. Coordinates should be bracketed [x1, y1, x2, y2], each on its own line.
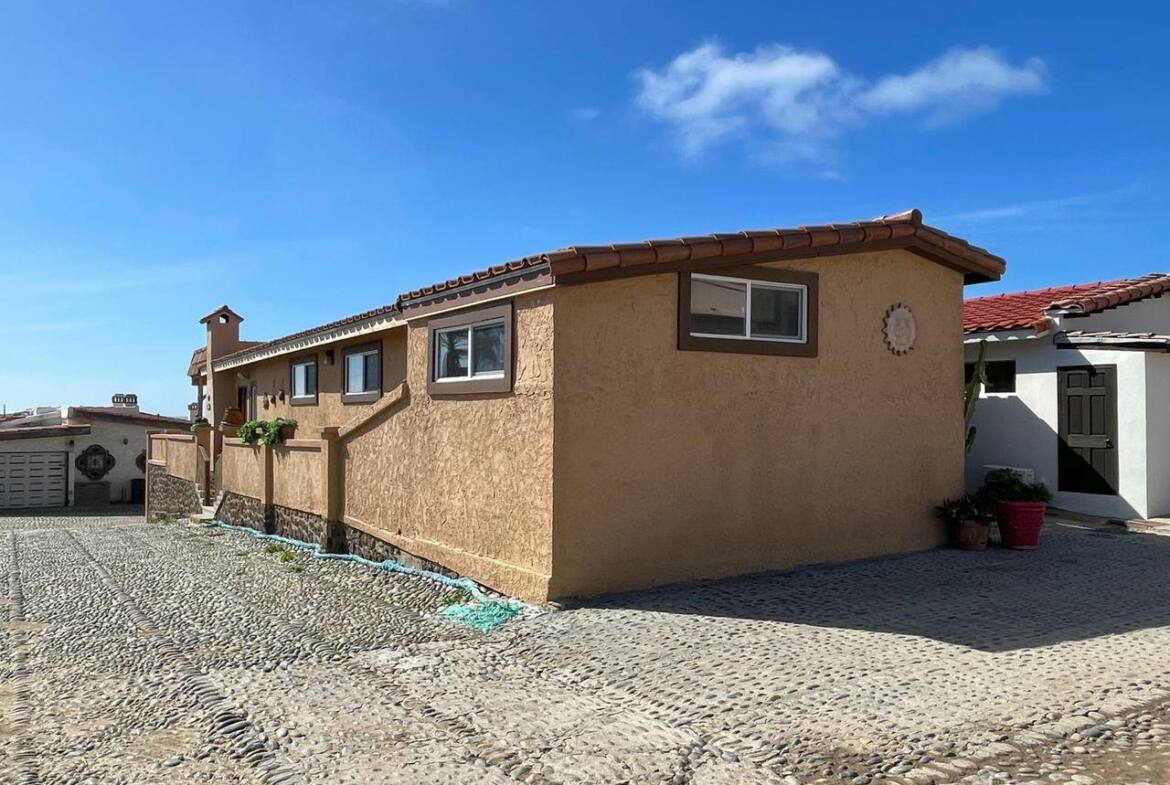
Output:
[426, 301, 514, 396]
[678, 264, 819, 357]
[341, 342, 383, 405]
[288, 352, 319, 407]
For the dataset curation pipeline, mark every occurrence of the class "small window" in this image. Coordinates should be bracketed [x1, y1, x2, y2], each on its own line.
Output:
[966, 360, 1016, 393]
[679, 267, 818, 357]
[290, 356, 317, 405]
[427, 302, 513, 395]
[342, 345, 381, 403]
[434, 320, 506, 382]
[689, 273, 806, 342]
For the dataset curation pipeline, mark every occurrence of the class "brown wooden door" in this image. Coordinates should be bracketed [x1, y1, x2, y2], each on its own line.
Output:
[1058, 365, 1118, 495]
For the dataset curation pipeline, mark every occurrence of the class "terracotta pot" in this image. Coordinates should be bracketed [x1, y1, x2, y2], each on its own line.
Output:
[222, 407, 246, 426]
[995, 500, 1047, 549]
[279, 424, 297, 441]
[955, 518, 990, 551]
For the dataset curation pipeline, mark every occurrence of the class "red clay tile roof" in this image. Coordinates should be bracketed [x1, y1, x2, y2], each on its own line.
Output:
[188, 347, 205, 377]
[188, 342, 264, 376]
[215, 208, 1005, 366]
[964, 274, 1170, 334]
[213, 304, 401, 365]
[541, 209, 1004, 283]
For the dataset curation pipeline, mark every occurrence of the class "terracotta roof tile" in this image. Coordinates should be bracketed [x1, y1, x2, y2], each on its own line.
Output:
[964, 273, 1170, 333]
[215, 208, 1005, 367]
[214, 304, 400, 365]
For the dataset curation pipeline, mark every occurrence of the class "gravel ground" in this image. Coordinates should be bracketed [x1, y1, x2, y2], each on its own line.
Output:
[2, 511, 1170, 785]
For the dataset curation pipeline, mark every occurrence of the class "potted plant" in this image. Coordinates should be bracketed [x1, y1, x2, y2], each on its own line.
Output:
[238, 418, 298, 446]
[937, 496, 992, 551]
[274, 417, 298, 441]
[978, 468, 1053, 549]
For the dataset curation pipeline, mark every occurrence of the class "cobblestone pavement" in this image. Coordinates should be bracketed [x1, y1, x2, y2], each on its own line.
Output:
[3, 512, 1170, 785]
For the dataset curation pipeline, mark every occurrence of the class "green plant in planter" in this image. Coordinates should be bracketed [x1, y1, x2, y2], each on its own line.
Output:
[936, 495, 983, 525]
[238, 418, 298, 446]
[978, 468, 1053, 504]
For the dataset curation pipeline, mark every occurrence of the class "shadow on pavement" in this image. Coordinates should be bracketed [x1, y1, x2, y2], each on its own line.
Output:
[575, 525, 1169, 652]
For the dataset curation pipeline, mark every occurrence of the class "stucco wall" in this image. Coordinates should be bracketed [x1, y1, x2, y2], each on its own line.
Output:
[343, 291, 555, 601]
[155, 434, 198, 483]
[217, 331, 407, 431]
[79, 419, 153, 502]
[272, 441, 325, 517]
[549, 250, 965, 598]
[222, 439, 266, 501]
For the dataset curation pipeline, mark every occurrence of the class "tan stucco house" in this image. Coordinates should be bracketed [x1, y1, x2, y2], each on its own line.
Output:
[147, 209, 1005, 601]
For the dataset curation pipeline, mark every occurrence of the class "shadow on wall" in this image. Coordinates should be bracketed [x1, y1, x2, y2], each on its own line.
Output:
[966, 393, 1141, 519]
[573, 527, 1170, 653]
[965, 394, 1057, 491]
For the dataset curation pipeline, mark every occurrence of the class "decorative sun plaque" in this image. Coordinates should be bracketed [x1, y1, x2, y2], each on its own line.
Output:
[883, 303, 917, 355]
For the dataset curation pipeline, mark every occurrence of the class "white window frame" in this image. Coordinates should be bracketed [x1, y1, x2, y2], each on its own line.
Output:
[688, 272, 808, 344]
[344, 347, 380, 394]
[432, 317, 507, 384]
[290, 358, 316, 402]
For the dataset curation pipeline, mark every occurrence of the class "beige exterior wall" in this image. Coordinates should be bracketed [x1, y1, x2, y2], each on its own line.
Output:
[343, 291, 555, 601]
[222, 439, 266, 500]
[153, 433, 198, 483]
[548, 250, 965, 598]
[272, 441, 326, 516]
[215, 331, 407, 431]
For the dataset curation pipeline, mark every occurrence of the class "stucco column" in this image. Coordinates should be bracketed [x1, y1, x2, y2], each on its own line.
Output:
[144, 429, 160, 521]
[261, 443, 274, 534]
[318, 426, 343, 552]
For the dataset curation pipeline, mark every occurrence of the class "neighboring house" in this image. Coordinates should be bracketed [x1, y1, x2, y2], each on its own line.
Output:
[148, 209, 1006, 601]
[964, 273, 1170, 520]
[0, 395, 189, 508]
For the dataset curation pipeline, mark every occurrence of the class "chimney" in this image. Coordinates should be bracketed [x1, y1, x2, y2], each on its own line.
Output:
[200, 305, 244, 361]
[111, 393, 139, 412]
[200, 305, 245, 429]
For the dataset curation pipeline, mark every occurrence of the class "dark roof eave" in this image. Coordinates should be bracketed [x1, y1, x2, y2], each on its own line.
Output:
[0, 425, 91, 441]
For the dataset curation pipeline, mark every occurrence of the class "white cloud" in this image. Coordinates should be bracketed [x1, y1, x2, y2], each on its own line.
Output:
[635, 42, 1046, 158]
[860, 47, 1046, 123]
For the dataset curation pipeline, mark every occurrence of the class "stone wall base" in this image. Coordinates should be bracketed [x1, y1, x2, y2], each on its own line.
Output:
[146, 464, 201, 522]
[339, 525, 460, 579]
[273, 505, 327, 546]
[216, 492, 266, 530]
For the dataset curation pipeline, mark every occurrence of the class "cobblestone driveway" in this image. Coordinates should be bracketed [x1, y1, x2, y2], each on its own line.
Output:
[3, 513, 1170, 785]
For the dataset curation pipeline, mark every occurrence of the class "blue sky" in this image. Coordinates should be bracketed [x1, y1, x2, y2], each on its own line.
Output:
[0, 1, 1167, 415]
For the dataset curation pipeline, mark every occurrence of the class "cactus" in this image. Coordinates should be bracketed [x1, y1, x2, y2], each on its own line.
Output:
[964, 340, 987, 455]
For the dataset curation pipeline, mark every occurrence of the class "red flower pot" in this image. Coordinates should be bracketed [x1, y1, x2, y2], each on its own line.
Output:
[995, 500, 1046, 549]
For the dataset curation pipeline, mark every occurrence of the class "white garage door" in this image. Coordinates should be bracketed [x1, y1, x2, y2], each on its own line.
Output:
[0, 452, 67, 509]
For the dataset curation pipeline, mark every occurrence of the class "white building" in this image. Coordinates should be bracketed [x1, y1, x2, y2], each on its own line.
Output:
[0, 395, 189, 509]
[964, 274, 1170, 520]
